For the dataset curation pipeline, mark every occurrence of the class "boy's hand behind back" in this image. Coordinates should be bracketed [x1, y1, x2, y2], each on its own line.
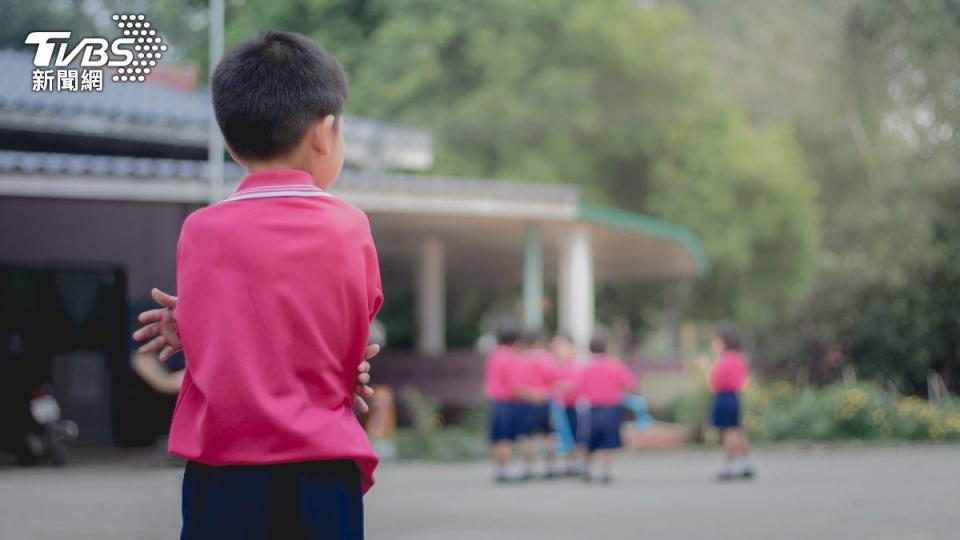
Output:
[354, 344, 379, 413]
[132, 289, 380, 410]
[133, 288, 181, 361]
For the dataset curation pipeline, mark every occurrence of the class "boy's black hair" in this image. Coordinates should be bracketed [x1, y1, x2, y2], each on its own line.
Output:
[715, 320, 742, 352]
[589, 332, 608, 354]
[212, 31, 349, 161]
[519, 328, 547, 347]
[496, 318, 523, 346]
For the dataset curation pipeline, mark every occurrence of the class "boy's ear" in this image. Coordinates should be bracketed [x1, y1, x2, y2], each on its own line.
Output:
[225, 144, 245, 167]
[311, 115, 337, 156]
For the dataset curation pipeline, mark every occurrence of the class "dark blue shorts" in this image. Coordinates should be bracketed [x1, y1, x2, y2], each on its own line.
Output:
[587, 406, 623, 452]
[180, 460, 363, 540]
[490, 400, 532, 442]
[711, 392, 741, 429]
[530, 403, 553, 435]
[511, 402, 535, 438]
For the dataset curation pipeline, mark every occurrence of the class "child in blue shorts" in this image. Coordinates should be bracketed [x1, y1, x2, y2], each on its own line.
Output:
[574, 334, 636, 483]
[485, 320, 532, 481]
[704, 321, 754, 480]
[133, 32, 383, 539]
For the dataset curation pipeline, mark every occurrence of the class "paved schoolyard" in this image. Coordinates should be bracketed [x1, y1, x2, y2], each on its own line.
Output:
[1, 445, 958, 539]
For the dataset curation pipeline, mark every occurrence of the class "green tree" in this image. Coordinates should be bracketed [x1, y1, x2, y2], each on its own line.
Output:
[169, 0, 821, 327]
[346, 0, 820, 324]
[691, 0, 960, 391]
[0, 0, 97, 49]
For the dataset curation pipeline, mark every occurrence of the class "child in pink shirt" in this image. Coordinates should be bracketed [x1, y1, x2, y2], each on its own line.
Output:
[134, 32, 380, 539]
[706, 321, 754, 480]
[519, 331, 561, 478]
[574, 334, 636, 483]
[485, 320, 537, 482]
[551, 333, 585, 476]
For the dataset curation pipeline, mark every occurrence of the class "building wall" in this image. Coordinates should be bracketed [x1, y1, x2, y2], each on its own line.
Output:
[0, 197, 194, 305]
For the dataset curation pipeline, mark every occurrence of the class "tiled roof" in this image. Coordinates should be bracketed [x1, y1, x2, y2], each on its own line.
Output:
[0, 148, 239, 178]
[0, 150, 579, 202]
[0, 50, 433, 169]
[0, 50, 209, 125]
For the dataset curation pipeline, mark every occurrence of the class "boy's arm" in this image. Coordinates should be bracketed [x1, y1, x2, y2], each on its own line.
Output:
[510, 368, 547, 403]
[362, 218, 384, 322]
[512, 385, 547, 403]
[131, 288, 380, 410]
[357, 215, 383, 412]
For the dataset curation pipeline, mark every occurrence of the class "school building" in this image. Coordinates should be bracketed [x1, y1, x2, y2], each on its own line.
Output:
[0, 50, 705, 445]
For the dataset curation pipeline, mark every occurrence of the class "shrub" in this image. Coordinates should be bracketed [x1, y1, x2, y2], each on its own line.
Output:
[393, 387, 488, 461]
[677, 379, 960, 443]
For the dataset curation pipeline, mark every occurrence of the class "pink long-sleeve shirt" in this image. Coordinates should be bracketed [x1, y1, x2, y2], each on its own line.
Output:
[169, 169, 383, 493]
[554, 361, 580, 407]
[485, 346, 522, 402]
[708, 351, 749, 393]
[574, 354, 636, 407]
[525, 348, 559, 395]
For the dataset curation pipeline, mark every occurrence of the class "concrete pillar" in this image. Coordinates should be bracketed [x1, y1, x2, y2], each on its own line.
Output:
[557, 237, 571, 336]
[522, 223, 544, 330]
[559, 225, 594, 356]
[416, 237, 445, 354]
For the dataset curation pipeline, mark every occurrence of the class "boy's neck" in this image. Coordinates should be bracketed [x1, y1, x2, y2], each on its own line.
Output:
[245, 160, 332, 189]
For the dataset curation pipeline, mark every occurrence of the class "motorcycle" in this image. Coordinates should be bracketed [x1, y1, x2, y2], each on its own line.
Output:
[2, 383, 79, 467]
[23, 384, 79, 466]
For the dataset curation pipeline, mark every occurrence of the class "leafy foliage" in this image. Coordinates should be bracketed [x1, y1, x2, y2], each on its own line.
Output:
[394, 387, 487, 461]
[684, 0, 960, 392]
[678, 380, 960, 442]
[346, 0, 820, 323]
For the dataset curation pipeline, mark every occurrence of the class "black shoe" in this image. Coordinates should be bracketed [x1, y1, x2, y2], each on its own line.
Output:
[739, 468, 755, 480]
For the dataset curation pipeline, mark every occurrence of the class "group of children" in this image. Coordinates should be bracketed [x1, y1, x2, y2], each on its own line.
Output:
[485, 321, 756, 484]
[485, 322, 636, 483]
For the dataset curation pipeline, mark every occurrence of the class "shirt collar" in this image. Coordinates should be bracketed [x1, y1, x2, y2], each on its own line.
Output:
[233, 169, 321, 195]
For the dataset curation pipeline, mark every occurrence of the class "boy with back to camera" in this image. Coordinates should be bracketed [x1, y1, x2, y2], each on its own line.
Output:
[485, 320, 524, 482]
[133, 31, 382, 539]
[574, 333, 636, 483]
[520, 330, 561, 478]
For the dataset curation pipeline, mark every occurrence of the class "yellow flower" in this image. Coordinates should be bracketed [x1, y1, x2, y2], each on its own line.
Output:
[945, 413, 960, 434]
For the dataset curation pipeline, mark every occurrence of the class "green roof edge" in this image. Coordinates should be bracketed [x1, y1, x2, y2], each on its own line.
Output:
[578, 200, 710, 276]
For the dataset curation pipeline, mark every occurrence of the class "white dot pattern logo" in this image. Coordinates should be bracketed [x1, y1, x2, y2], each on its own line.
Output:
[112, 13, 165, 84]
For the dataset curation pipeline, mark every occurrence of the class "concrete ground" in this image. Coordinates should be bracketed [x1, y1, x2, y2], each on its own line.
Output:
[1, 445, 958, 540]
